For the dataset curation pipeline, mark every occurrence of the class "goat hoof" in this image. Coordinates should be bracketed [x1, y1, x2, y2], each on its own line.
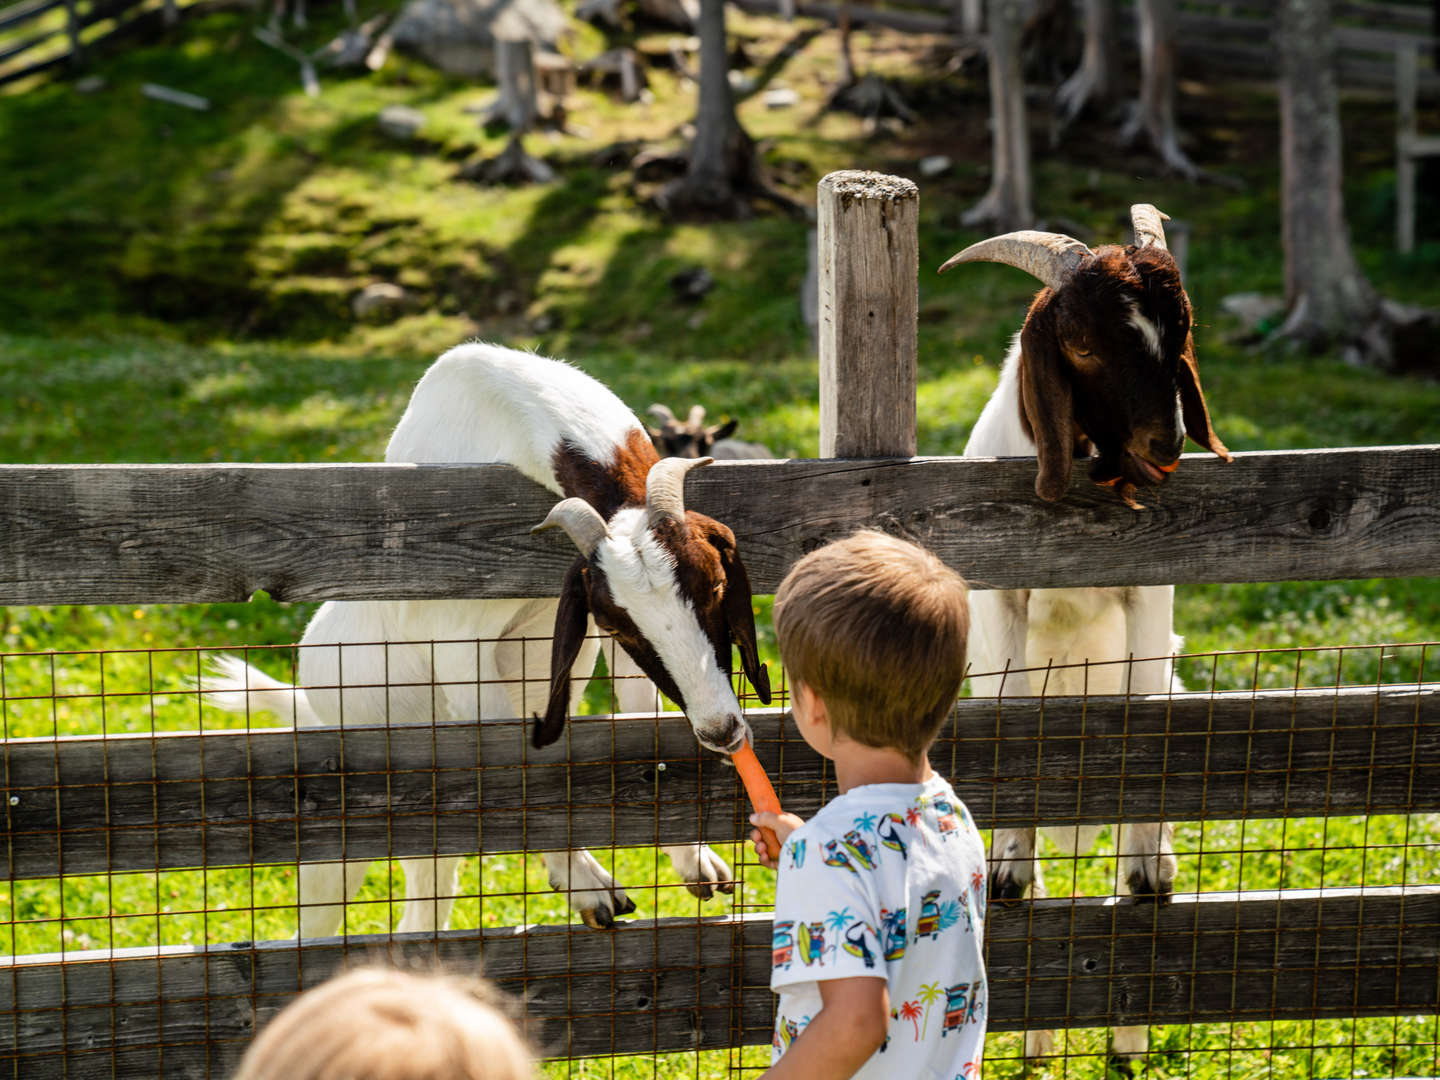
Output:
[685, 880, 714, 900]
[615, 892, 637, 916]
[581, 905, 614, 930]
[1107, 1053, 1139, 1077]
[1126, 871, 1174, 903]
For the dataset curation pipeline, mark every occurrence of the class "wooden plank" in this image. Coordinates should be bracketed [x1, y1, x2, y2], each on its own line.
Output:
[0, 23, 59, 63]
[6, 684, 1436, 879]
[0, 0, 64, 32]
[0, 887, 1434, 1076]
[2, 448, 1439, 605]
[0, 914, 774, 1076]
[816, 171, 919, 459]
[0, 45, 66, 84]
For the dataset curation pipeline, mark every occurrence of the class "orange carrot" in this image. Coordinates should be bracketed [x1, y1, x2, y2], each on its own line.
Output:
[732, 741, 782, 861]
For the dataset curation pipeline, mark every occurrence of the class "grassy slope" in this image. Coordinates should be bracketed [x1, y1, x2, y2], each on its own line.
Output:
[1, 8, 1439, 1078]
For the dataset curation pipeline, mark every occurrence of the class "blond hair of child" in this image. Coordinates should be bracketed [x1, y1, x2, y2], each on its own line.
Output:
[772, 528, 969, 762]
[232, 966, 533, 1080]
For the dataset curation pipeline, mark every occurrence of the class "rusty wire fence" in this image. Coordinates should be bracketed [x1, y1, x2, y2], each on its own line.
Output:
[2, 634, 1436, 1079]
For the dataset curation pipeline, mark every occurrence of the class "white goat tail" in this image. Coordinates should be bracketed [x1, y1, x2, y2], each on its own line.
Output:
[199, 654, 319, 726]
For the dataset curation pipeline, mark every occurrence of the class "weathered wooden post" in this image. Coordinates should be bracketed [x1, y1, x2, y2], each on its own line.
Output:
[815, 170, 919, 459]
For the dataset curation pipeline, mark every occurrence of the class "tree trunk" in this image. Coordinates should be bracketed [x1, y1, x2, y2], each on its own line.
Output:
[1275, 0, 1387, 362]
[470, 39, 557, 185]
[661, 0, 759, 215]
[1055, 0, 1117, 125]
[963, 0, 1032, 231]
[836, 3, 856, 85]
[1117, 0, 1196, 176]
[487, 39, 539, 131]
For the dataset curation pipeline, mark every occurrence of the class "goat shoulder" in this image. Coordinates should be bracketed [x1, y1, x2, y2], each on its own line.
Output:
[385, 342, 643, 493]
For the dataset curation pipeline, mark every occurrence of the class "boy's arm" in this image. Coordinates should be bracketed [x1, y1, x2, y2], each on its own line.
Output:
[761, 977, 890, 1080]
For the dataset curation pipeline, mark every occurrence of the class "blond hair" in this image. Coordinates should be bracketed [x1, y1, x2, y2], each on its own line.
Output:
[232, 966, 534, 1080]
[773, 530, 969, 762]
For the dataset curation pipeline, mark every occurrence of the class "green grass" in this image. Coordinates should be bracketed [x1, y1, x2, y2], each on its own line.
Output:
[2, 5, 1439, 1077]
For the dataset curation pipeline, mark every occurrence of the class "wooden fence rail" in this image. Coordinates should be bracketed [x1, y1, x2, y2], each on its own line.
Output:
[4, 446, 1440, 604]
[4, 685, 1438, 879]
[2, 887, 1436, 1076]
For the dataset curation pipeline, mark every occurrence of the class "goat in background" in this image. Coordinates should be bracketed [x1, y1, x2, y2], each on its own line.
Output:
[203, 343, 771, 935]
[646, 403, 774, 460]
[939, 204, 1231, 1064]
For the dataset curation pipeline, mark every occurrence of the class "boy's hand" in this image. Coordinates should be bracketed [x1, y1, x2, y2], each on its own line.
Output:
[749, 811, 806, 869]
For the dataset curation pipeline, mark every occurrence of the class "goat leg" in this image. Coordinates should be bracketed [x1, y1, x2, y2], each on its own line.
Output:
[663, 843, 736, 899]
[545, 850, 636, 929]
[1118, 820, 1177, 899]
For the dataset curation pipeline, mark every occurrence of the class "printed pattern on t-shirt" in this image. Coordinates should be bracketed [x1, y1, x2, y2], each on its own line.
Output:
[769, 775, 988, 1080]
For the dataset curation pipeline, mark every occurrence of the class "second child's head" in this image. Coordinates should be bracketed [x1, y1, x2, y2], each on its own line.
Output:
[773, 530, 969, 763]
[232, 965, 533, 1080]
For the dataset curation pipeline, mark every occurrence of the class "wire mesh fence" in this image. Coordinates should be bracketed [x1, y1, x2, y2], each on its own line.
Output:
[2, 635, 1436, 1078]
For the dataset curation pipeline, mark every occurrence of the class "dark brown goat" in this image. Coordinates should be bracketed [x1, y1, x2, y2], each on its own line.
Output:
[941, 204, 1230, 507]
[941, 206, 1230, 1065]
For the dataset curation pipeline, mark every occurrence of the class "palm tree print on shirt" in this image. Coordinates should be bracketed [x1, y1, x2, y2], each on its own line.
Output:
[899, 999, 923, 1041]
[917, 981, 945, 1039]
[825, 907, 853, 963]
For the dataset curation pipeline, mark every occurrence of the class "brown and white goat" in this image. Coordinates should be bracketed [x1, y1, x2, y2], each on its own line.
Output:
[203, 343, 770, 934]
[940, 205, 1230, 1063]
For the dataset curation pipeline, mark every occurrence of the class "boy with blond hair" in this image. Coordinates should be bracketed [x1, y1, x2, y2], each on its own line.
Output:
[232, 966, 534, 1080]
[749, 530, 986, 1080]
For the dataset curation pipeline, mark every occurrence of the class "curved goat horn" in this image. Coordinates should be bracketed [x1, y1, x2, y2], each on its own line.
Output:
[532, 498, 609, 560]
[1131, 204, 1171, 251]
[685, 404, 706, 428]
[646, 456, 711, 530]
[937, 231, 1094, 291]
[647, 403, 677, 423]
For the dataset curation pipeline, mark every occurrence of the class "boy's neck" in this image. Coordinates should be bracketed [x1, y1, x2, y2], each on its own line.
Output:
[833, 744, 934, 794]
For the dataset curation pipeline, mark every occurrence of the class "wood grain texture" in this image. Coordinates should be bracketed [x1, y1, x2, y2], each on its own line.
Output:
[2, 448, 1438, 604]
[6, 685, 1435, 879]
[2, 887, 1434, 1076]
[816, 171, 919, 458]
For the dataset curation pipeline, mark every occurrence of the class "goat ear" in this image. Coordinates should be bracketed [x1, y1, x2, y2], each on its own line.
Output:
[1019, 310, 1075, 501]
[1177, 333, 1232, 461]
[534, 557, 590, 748]
[714, 532, 771, 704]
[709, 419, 739, 441]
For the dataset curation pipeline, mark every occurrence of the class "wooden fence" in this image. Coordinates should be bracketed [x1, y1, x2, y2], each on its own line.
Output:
[1, 171, 1438, 1076]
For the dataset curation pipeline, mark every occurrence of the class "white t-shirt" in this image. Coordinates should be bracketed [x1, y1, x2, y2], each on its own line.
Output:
[769, 773, 988, 1080]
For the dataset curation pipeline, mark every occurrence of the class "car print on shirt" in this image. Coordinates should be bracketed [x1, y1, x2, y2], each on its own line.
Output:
[931, 795, 961, 838]
[772, 920, 795, 970]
